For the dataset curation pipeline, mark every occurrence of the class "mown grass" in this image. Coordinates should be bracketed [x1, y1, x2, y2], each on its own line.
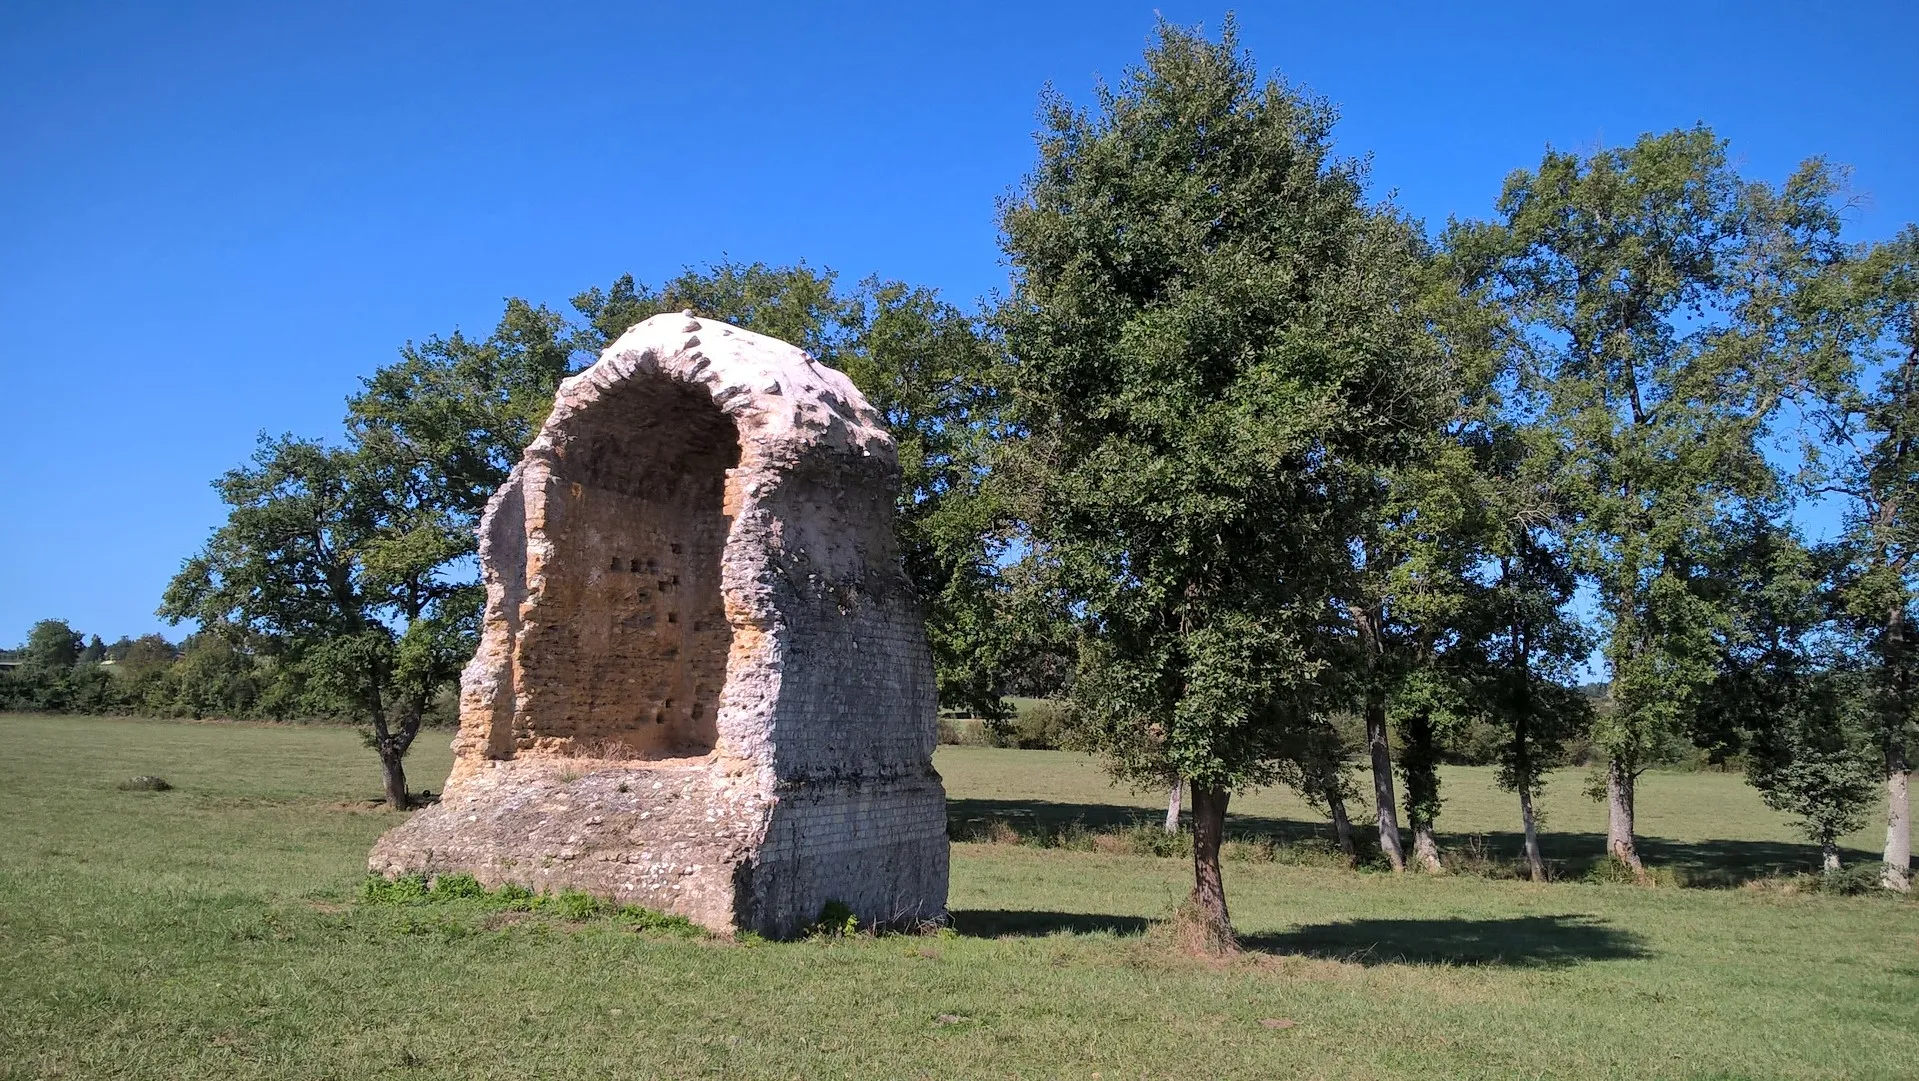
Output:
[1, 713, 1915, 1079]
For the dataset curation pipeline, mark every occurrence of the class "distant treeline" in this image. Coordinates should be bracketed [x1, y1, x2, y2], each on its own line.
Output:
[0, 618, 452, 725]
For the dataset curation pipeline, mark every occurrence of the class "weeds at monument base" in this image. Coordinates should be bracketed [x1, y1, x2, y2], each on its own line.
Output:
[358, 872, 705, 936]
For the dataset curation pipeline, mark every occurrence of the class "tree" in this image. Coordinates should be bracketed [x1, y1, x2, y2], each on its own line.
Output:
[997, 19, 1444, 945]
[1700, 524, 1878, 872]
[111, 633, 182, 714]
[1465, 130, 1841, 877]
[1271, 713, 1361, 863]
[1358, 427, 1491, 874]
[347, 297, 576, 524]
[839, 279, 1016, 720]
[1469, 466, 1594, 882]
[1799, 226, 1919, 890]
[571, 261, 853, 362]
[161, 437, 475, 808]
[23, 619, 82, 671]
[162, 633, 255, 718]
[1391, 669, 1461, 873]
[1342, 459, 1477, 874]
[1749, 673, 1880, 872]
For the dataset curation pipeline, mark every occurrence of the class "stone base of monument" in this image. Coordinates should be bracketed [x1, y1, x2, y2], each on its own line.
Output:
[369, 757, 949, 936]
[368, 313, 949, 939]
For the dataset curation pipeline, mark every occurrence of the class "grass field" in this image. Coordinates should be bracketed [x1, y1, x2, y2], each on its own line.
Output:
[2, 713, 1914, 1079]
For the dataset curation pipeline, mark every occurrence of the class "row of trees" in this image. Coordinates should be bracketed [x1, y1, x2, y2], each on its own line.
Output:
[0, 620, 295, 720]
[148, 20, 1913, 944]
[1003, 24, 1916, 945]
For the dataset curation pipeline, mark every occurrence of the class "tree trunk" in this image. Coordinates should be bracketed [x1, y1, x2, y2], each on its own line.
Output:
[1605, 758, 1646, 879]
[1399, 707, 1442, 873]
[1188, 784, 1234, 952]
[1164, 778, 1182, 834]
[1366, 694, 1405, 871]
[1518, 785, 1546, 883]
[1326, 782, 1357, 865]
[381, 751, 409, 810]
[1884, 599, 1912, 893]
[1885, 746, 1911, 893]
[1412, 824, 1443, 873]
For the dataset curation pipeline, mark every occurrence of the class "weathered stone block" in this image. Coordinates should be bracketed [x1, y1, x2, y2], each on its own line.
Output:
[369, 313, 949, 936]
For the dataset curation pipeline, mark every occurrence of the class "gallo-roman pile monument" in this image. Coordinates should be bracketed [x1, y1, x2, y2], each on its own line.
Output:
[370, 312, 949, 937]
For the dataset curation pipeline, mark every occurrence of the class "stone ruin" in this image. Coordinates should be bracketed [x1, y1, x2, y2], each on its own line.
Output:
[370, 312, 949, 937]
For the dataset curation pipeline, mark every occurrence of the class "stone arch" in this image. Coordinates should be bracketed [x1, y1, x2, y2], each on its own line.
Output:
[509, 369, 740, 759]
[378, 314, 948, 937]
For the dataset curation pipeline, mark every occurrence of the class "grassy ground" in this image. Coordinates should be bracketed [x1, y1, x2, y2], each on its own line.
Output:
[2, 713, 1914, 1080]
[943, 744, 1897, 884]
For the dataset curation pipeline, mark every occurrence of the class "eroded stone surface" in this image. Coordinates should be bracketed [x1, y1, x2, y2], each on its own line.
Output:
[369, 313, 949, 936]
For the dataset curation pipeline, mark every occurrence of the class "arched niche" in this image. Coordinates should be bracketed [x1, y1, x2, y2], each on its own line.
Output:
[512, 371, 740, 759]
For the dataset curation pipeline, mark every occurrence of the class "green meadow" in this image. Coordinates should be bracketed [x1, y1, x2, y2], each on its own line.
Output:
[2, 713, 1913, 1080]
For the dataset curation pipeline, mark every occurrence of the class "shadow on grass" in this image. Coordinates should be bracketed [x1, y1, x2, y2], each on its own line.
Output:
[947, 797, 1340, 845]
[950, 909, 1151, 938]
[948, 908, 1648, 967]
[946, 797, 1874, 886]
[1242, 914, 1649, 967]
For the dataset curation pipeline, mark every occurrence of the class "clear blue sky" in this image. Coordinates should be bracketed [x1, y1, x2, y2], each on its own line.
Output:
[2, 1, 1914, 646]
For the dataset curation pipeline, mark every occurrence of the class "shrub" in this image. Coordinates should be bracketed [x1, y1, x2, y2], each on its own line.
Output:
[492, 882, 538, 910]
[552, 890, 607, 921]
[428, 873, 487, 900]
[812, 900, 859, 937]
[1114, 822, 1190, 858]
[1446, 835, 1527, 880]
[1222, 837, 1277, 863]
[1001, 700, 1073, 749]
[615, 905, 703, 935]
[1584, 855, 1661, 885]
[1812, 864, 1884, 896]
[360, 873, 432, 904]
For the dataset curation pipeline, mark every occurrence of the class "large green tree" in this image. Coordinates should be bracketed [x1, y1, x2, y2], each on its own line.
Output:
[1464, 427, 1595, 881]
[1705, 527, 1879, 872]
[1800, 227, 1919, 890]
[1461, 130, 1841, 876]
[839, 281, 1015, 719]
[998, 20, 1444, 945]
[23, 619, 82, 671]
[162, 437, 477, 808]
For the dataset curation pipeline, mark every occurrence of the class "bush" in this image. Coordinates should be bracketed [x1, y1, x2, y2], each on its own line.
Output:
[615, 904, 702, 935]
[812, 900, 860, 937]
[428, 873, 487, 900]
[360, 873, 433, 904]
[937, 716, 994, 746]
[1584, 855, 1643, 885]
[981, 699, 1073, 750]
[552, 890, 608, 921]
[492, 882, 538, 909]
[1812, 863, 1884, 896]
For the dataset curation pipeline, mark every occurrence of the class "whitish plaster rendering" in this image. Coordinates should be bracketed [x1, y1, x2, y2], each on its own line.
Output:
[369, 313, 949, 936]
